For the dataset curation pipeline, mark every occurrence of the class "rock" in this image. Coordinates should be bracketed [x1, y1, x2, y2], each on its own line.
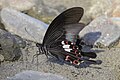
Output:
[1, 8, 48, 43]
[7, 70, 68, 80]
[28, 0, 94, 24]
[111, 17, 120, 47]
[30, 0, 119, 24]
[106, 4, 120, 17]
[88, 0, 120, 19]
[13, 35, 26, 48]
[0, 22, 5, 30]
[79, 16, 120, 48]
[88, 0, 112, 19]
[27, 0, 120, 24]
[0, 0, 35, 11]
[0, 54, 4, 62]
[112, 5, 120, 17]
[0, 29, 24, 61]
[28, 0, 61, 24]
[115, 41, 120, 48]
[111, 17, 120, 26]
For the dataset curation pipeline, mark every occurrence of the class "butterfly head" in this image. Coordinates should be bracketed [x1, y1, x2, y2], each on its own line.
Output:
[36, 43, 45, 54]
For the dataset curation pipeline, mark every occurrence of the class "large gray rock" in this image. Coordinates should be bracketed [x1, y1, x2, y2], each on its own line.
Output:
[1, 8, 48, 43]
[7, 70, 68, 80]
[0, 0, 35, 11]
[79, 16, 120, 48]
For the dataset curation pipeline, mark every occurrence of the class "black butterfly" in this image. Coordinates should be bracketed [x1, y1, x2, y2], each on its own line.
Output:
[34, 7, 97, 65]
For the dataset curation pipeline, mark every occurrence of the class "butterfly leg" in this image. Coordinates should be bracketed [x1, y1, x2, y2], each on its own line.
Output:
[32, 51, 40, 63]
[31, 51, 40, 70]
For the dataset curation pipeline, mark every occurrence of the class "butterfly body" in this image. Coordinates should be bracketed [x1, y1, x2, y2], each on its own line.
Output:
[35, 7, 97, 65]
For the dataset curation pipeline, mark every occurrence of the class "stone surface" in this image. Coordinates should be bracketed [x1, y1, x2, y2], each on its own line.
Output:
[87, 0, 120, 19]
[0, 0, 35, 11]
[79, 16, 120, 48]
[0, 45, 120, 80]
[112, 5, 120, 17]
[0, 54, 4, 62]
[88, 0, 112, 19]
[111, 17, 120, 27]
[0, 22, 5, 30]
[7, 70, 68, 80]
[28, 0, 94, 24]
[13, 35, 26, 48]
[29, 0, 119, 24]
[1, 8, 48, 43]
[0, 29, 24, 61]
[111, 17, 120, 47]
[28, 0, 64, 24]
[106, 4, 120, 17]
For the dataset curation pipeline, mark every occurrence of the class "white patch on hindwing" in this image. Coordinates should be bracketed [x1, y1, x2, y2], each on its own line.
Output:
[61, 41, 65, 45]
[63, 45, 70, 48]
[64, 49, 72, 52]
[61, 41, 71, 52]
[61, 40, 77, 52]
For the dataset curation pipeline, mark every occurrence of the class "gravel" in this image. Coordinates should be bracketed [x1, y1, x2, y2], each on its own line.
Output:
[0, 41, 120, 80]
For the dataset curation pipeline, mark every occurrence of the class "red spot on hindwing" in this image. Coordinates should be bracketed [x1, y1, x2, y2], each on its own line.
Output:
[65, 55, 71, 61]
[62, 40, 83, 65]
[65, 41, 68, 44]
[73, 60, 79, 65]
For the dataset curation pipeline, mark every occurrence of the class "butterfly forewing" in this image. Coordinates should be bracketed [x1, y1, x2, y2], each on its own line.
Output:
[43, 7, 84, 45]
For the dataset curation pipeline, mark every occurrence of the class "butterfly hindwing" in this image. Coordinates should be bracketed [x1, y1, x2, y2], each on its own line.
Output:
[48, 46, 83, 65]
[64, 23, 85, 43]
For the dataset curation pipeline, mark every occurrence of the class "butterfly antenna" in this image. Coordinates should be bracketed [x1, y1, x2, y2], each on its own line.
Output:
[25, 28, 38, 43]
[25, 28, 40, 66]
[37, 53, 39, 70]
[31, 51, 40, 70]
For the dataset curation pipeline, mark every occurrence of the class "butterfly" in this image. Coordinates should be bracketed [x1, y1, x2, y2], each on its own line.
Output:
[34, 7, 97, 66]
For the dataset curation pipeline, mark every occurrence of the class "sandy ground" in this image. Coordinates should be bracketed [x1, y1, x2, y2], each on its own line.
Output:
[0, 42, 120, 80]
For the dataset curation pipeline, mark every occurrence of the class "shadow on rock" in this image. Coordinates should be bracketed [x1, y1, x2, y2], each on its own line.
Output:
[81, 32, 102, 47]
[48, 57, 102, 69]
[80, 31, 104, 54]
[78, 59, 102, 69]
